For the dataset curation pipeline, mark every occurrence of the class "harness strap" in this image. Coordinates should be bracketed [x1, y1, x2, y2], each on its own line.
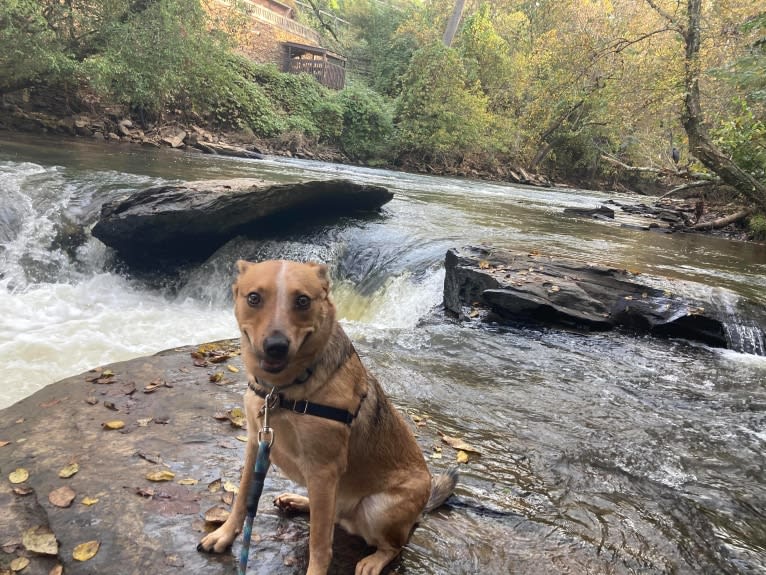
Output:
[248, 382, 359, 426]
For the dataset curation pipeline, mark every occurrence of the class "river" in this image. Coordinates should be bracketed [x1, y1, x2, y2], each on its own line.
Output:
[1, 134, 765, 574]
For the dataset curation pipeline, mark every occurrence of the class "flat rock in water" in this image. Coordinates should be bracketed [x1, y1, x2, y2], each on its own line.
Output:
[444, 246, 766, 354]
[91, 178, 393, 267]
[0, 341, 386, 575]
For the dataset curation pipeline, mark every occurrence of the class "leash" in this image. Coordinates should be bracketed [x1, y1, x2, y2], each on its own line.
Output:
[238, 389, 275, 575]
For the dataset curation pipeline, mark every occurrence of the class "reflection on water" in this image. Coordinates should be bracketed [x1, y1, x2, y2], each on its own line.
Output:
[1, 134, 765, 573]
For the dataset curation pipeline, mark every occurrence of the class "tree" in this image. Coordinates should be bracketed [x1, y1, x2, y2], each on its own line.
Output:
[443, 0, 466, 46]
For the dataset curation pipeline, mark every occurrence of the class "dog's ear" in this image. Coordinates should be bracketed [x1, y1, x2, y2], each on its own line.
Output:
[232, 260, 251, 299]
[236, 259, 252, 275]
[309, 262, 330, 294]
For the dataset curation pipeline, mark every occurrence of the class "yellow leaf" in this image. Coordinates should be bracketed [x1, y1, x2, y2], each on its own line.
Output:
[235, 435, 248, 442]
[9, 467, 29, 484]
[102, 420, 125, 430]
[73, 540, 100, 561]
[177, 478, 199, 486]
[440, 433, 481, 454]
[58, 462, 79, 478]
[478, 260, 490, 269]
[146, 470, 175, 482]
[10, 557, 30, 572]
[223, 480, 239, 494]
[22, 525, 59, 555]
[81, 496, 99, 506]
[456, 450, 470, 464]
[207, 478, 222, 493]
[226, 365, 239, 373]
[209, 371, 224, 383]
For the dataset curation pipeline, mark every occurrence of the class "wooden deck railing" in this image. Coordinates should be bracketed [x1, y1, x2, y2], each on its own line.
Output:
[218, 0, 322, 44]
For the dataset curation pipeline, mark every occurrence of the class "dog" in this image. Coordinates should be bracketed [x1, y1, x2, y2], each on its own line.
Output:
[198, 259, 457, 575]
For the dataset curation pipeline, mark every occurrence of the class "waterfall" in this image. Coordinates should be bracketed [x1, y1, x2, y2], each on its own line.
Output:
[711, 288, 766, 356]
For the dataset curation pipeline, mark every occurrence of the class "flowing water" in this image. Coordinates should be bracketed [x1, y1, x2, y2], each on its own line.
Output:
[1, 134, 765, 574]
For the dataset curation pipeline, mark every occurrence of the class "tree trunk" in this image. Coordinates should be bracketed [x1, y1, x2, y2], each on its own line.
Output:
[682, 0, 766, 212]
[691, 207, 755, 230]
[442, 0, 466, 47]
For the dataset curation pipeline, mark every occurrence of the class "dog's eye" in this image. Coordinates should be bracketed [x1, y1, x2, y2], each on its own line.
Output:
[295, 295, 311, 310]
[246, 292, 261, 307]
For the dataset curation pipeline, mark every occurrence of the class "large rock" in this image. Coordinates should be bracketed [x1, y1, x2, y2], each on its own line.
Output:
[91, 179, 393, 267]
[444, 246, 766, 355]
[0, 341, 423, 575]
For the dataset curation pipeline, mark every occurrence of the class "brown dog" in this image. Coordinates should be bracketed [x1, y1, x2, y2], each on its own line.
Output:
[198, 259, 456, 575]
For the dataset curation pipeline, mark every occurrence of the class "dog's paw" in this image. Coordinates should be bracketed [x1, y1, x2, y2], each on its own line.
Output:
[273, 493, 310, 513]
[197, 526, 237, 554]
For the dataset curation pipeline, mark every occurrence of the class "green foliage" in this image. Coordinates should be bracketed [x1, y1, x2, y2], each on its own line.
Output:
[395, 43, 490, 163]
[336, 84, 394, 161]
[712, 100, 766, 182]
[749, 214, 766, 240]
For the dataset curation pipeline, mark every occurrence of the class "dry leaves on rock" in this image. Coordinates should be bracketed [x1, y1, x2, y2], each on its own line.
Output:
[49, 564, 63, 575]
[439, 432, 481, 454]
[177, 478, 199, 486]
[22, 525, 59, 555]
[72, 540, 100, 561]
[146, 470, 175, 482]
[456, 450, 470, 464]
[102, 420, 125, 430]
[204, 506, 230, 524]
[0, 440, 10, 447]
[49, 486, 76, 508]
[8, 468, 29, 484]
[13, 485, 34, 496]
[81, 496, 99, 506]
[58, 463, 79, 478]
[10, 557, 30, 572]
[222, 480, 239, 495]
[227, 407, 246, 428]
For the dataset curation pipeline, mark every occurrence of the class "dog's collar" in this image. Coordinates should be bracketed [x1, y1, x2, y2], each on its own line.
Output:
[248, 381, 361, 426]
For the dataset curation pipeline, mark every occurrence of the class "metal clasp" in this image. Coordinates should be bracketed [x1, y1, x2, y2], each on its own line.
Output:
[292, 400, 309, 415]
[258, 389, 275, 447]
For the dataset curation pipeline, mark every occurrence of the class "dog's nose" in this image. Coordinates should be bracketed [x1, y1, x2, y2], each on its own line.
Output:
[263, 333, 290, 360]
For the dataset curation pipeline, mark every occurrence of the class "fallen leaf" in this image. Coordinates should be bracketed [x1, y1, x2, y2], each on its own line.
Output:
[85, 396, 98, 405]
[177, 478, 199, 486]
[102, 420, 125, 430]
[430, 452, 443, 459]
[58, 463, 79, 478]
[22, 525, 58, 555]
[10, 557, 30, 572]
[226, 365, 239, 373]
[165, 554, 184, 567]
[136, 487, 155, 498]
[73, 540, 100, 561]
[204, 506, 230, 524]
[103, 401, 118, 411]
[101, 369, 115, 378]
[137, 417, 153, 427]
[223, 480, 239, 494]
[136, 451, 162, 464]
[440, 433, 481, 454]
[213, 411, 228, 421]
[228, 407, 246, 428]
[49, 565, 63, 575]
[235, 435, 248, 442]
[207, 479, 222, 493]
[0, 440, 10, 447]
[15, 417, 25, 424]
[193, 358, 208, 367]
[143, 379, 165, 393]
[456, 450, 470, 464]
[154, 416, 170, 424]
[209, 372, 224, 383]
[146, 470, 175, 482]
[13, 486, 34, 496]
[221, 492, 234, 506]
[9, 468, 29, 484]
[81, 496, 99, 506]
[478, 260, 490, 269]
[49, 486, 76, 508]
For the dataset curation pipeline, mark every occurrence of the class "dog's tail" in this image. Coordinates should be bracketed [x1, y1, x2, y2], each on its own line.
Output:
[423, 468, 458, 514]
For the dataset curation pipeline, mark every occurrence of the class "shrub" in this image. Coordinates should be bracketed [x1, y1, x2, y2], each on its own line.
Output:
[336, 84, 394, 161]
[749, 214, 766, 241]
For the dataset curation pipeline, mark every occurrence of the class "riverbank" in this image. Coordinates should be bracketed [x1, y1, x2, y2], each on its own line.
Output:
[2, 110, 758, 244]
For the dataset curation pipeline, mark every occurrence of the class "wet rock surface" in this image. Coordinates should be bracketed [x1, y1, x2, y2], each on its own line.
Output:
[0, 341, 387, 575]
[91, 179, 393, 268]
[444, 246, 766, 354]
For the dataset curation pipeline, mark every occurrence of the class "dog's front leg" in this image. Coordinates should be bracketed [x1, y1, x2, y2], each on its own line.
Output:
[198, 431, 258, 553]
[305, 470, 340, 575]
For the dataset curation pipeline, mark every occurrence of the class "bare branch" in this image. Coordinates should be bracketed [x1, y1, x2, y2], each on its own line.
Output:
[691, 207, 755, 230]
[644, 0, 684, 32]
[657, 180, 714, 200]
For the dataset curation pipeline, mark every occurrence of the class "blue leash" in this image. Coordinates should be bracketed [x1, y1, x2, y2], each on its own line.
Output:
[238, 390, 275, 575]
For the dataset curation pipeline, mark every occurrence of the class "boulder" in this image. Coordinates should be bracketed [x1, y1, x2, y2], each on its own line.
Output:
[91, 179, 394, 267]
[444, 246, 766, 355]
[0, 341, 451, 574]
